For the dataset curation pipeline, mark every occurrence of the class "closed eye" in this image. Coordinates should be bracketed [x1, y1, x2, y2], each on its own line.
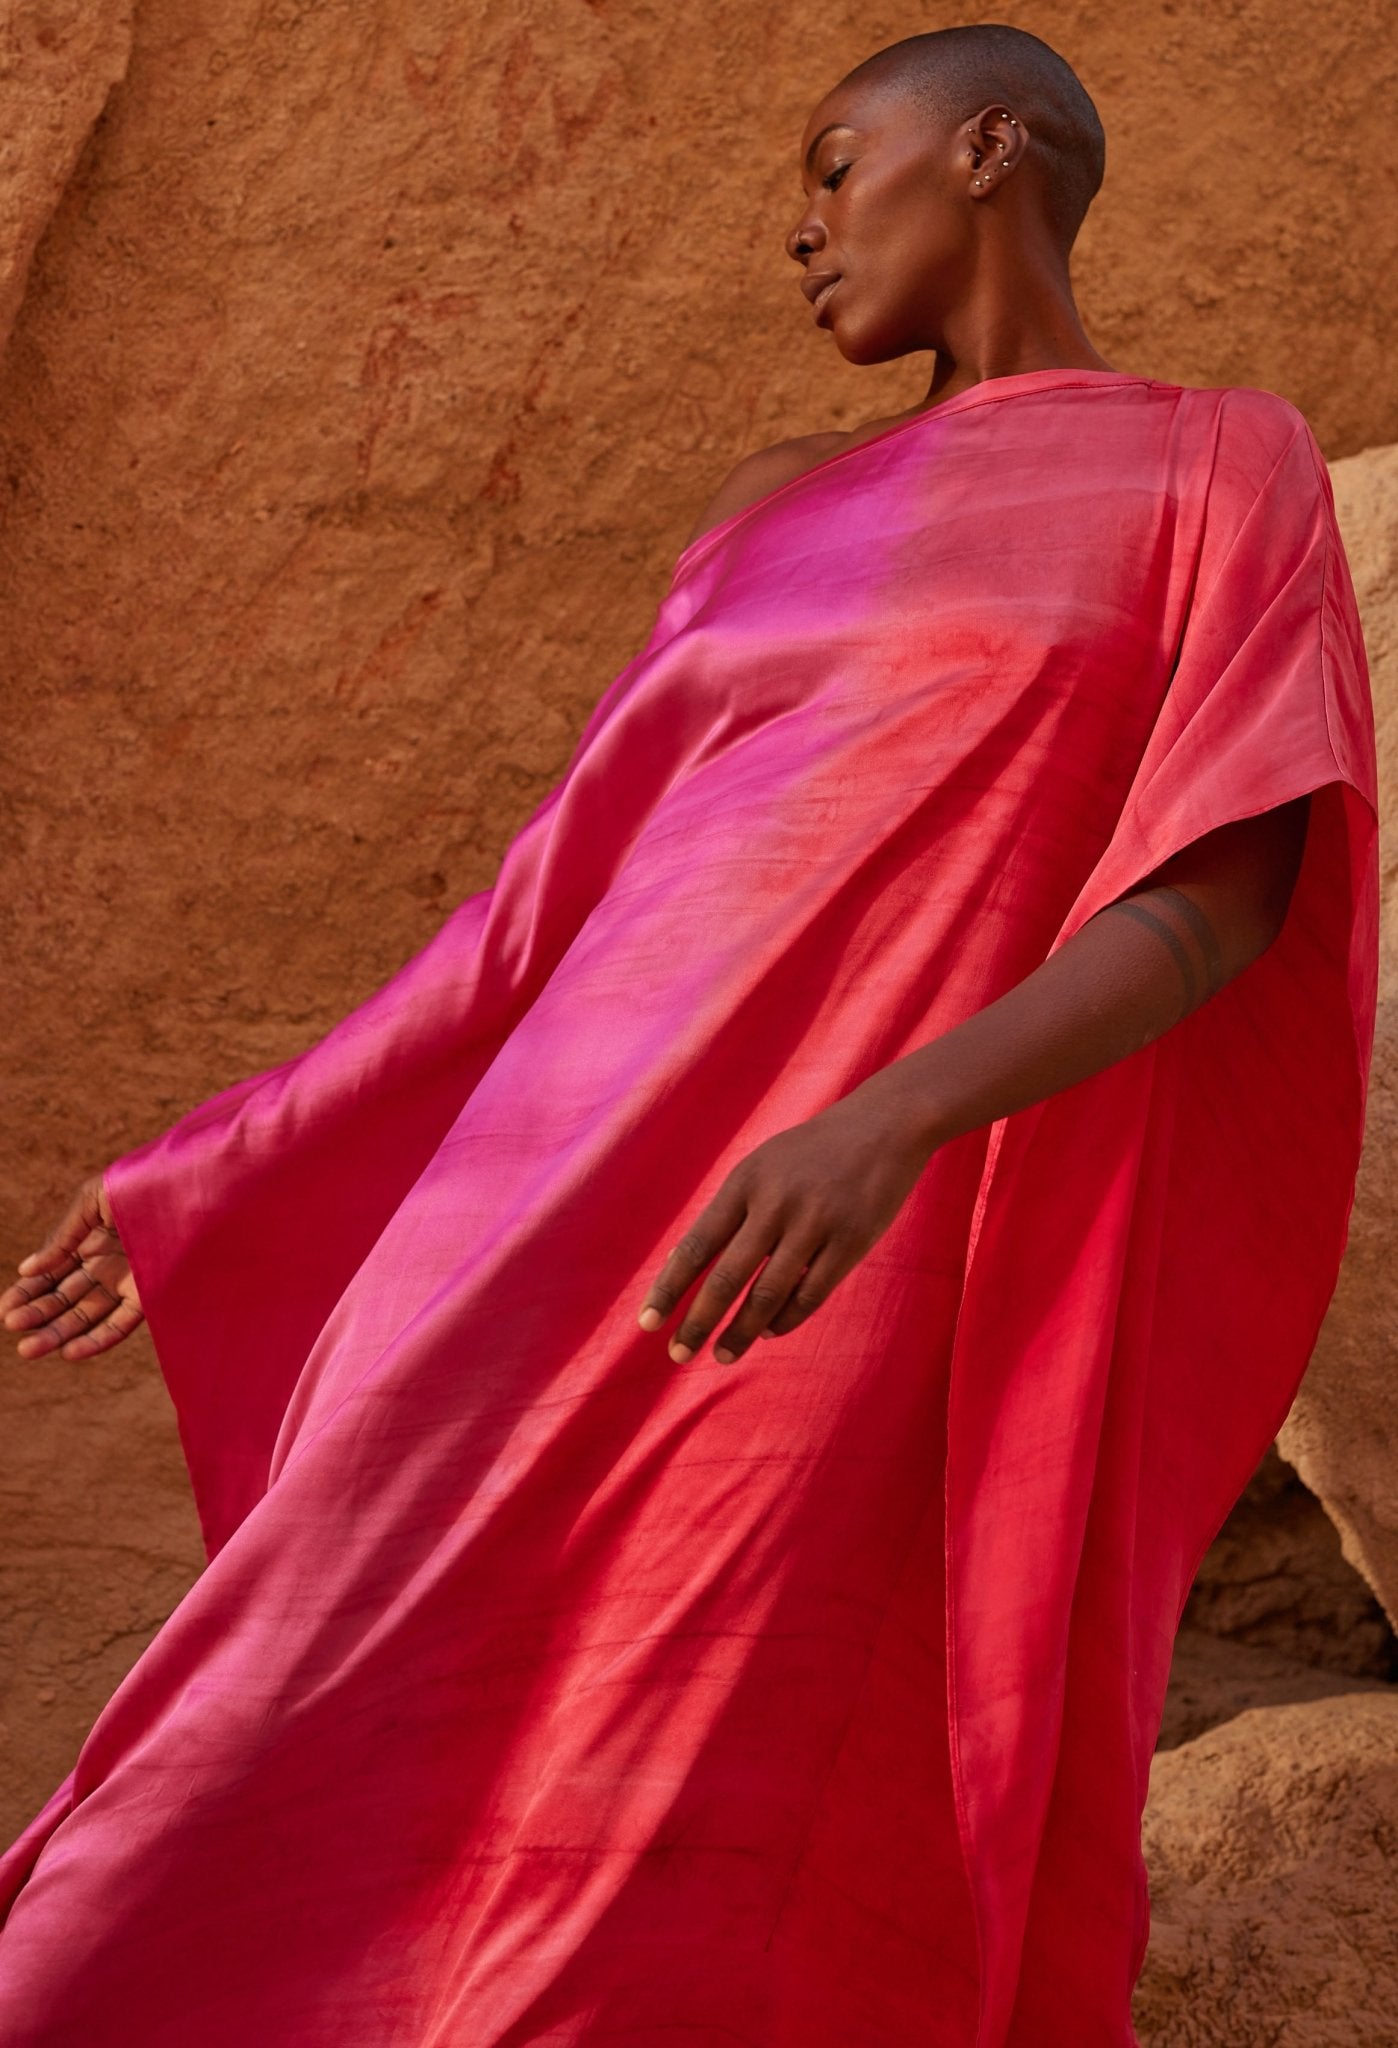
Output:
[822, 161, 851, 192]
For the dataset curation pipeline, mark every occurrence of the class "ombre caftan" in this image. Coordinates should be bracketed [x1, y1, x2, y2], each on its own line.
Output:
[0, 365, 1378, 2046]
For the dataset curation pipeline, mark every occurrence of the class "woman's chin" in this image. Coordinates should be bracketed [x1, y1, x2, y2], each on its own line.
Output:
[830, 322, 908, 369]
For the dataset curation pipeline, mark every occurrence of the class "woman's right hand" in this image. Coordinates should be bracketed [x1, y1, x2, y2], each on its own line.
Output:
[1, 1173, 145, 1360]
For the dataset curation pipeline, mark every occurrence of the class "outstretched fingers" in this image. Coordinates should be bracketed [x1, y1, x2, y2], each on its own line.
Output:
[679, 1215, 811, 1364]
[758, 1236, 852, 1340]
[637, 1194, 841, 1364]
[7, 1268, 136, 1360]
[2, 1183, 106, 1317]
[4, 1175, 141, 1361]
[637, 1190, 762, 1362]
[47, 1297, 145, 1362]
[710, 1217, 843, 1360]
[1, 1260, 89, 1329]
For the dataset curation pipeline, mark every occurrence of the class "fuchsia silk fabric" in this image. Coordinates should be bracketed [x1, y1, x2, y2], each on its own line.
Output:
[0, 367, 1379, 2045]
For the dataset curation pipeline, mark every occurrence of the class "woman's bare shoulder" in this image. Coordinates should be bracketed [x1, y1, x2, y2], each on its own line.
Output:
[682, 429, 852, 552]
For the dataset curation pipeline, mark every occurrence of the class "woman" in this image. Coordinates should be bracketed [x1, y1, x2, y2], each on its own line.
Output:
[0, 22, 1377, 2048]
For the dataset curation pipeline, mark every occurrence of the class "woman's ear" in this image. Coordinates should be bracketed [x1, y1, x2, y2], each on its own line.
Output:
[964, 105, 1024, 195]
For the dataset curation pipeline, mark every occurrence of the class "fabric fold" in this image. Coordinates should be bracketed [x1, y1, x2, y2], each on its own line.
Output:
[0, 366, 1377, 2048]
[944, 400, 1376, 2044]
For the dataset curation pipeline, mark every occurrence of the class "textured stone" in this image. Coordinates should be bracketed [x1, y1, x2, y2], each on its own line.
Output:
[2, 0, 1397, 1854]
[0, 3, 132, 357]
[1134, 1694, 1398, 2046]
[1158, 1447, 1397, 1754]
[1181, 1447, 1397, 1683]
[1278, 443, 1398, 1632]
[1159, 1626, 1390, 1753]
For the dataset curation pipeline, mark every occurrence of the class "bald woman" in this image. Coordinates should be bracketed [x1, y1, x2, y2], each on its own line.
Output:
[0, 23, 1376, 2048]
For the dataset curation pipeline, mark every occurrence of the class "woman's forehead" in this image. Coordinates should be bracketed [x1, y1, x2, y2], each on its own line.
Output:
[798, 70, 961, 163]
[798, 79, 894, 160]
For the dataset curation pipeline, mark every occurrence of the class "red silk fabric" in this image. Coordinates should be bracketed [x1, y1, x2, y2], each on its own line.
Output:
[0, 367, 1378, 2045]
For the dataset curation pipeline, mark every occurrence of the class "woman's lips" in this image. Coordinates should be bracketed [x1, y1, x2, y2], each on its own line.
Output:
[812, 276, 841, 325]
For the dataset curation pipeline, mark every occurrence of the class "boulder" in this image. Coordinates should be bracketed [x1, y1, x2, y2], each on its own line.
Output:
[1135, 1692, 1398, 2046]
[1159, 1625, 1390, 1752]
[1181, 1447, 1396, 1684]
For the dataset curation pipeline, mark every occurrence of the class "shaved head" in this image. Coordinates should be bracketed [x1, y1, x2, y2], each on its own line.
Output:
[844, 23, 1106, 254]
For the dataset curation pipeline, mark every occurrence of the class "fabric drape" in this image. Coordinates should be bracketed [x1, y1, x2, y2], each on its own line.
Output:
[0, 366, 1377, 2047]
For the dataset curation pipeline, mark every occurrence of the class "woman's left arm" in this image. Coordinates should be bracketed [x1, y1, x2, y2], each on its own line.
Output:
[637, 793, 1312, 1365]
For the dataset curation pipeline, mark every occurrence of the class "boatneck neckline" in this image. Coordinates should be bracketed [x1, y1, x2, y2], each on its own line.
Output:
[671, 367, 1170, 579]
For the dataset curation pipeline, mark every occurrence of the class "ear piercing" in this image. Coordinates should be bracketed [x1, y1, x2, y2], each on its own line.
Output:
[975, 121, 1016, 187]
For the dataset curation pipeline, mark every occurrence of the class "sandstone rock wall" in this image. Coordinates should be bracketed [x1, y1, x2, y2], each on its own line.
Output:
[0, 4, 132, 354]
[2, 4, 1397, 2026]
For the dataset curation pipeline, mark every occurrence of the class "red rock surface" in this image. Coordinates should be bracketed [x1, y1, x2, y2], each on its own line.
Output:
[0, 4, 132, 351]
[2, 8, 1397, 2027]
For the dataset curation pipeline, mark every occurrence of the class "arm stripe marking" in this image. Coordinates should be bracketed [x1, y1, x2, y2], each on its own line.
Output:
[1099, 897, 1200, 1016]
[1151, 883, 1227, 994]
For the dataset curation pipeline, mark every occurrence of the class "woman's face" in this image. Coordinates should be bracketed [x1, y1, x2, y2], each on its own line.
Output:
[788, 78, 999, 365]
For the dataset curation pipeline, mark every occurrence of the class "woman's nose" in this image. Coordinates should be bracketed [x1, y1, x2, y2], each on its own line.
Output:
[785, 213, 826, 264]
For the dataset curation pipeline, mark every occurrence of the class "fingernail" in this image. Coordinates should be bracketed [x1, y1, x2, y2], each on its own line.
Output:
[638, 1307, 663, 1332]
[669, 1341, 693, 1364]
[714, 1347, 736, 1365]
[17, 1255, 38, 1274]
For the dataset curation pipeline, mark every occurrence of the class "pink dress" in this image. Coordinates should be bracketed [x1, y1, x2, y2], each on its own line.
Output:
[0, 366, 1378, 2045]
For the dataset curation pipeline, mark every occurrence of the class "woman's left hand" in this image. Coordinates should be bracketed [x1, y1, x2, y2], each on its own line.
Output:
[635, 1078, 936, 1365]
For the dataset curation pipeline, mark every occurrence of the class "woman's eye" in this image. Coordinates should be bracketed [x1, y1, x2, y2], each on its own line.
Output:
[822, 162, 851, 192]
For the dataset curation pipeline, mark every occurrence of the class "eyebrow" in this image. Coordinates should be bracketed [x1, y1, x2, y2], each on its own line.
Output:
[803, 121, 856, 172]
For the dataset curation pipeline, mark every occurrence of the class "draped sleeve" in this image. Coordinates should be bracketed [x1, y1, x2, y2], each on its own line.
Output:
[1059, 392, 1376, 968]
[105, 853, 534, 1561]
[101, 602, 686, 1562]
[941, 390, 1380, 2046]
